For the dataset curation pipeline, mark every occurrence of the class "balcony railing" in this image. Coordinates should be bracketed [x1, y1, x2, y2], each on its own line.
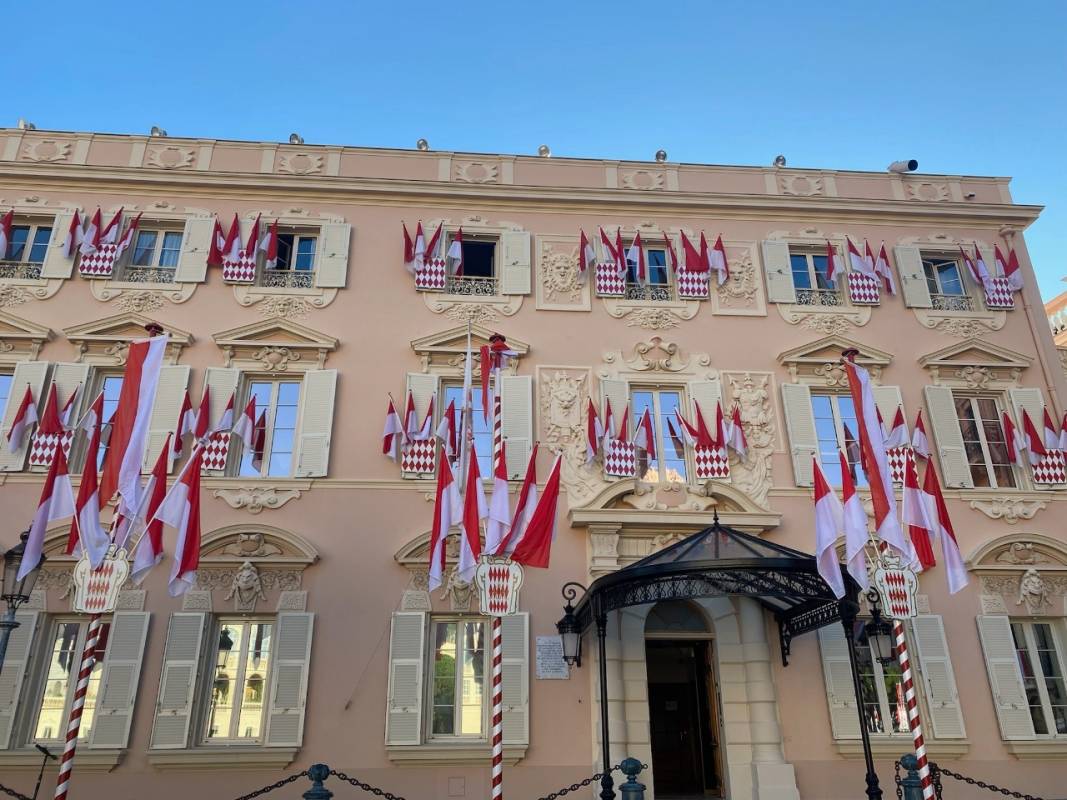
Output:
[0, 260, 42, 280]
[795, 288, 842, 307]
[445, 275, 498, 296]
[624, 283, 674, 302]
[260, 269, 315, 289]
[120, 265, 177, 284]
[931, 292, 973, 312]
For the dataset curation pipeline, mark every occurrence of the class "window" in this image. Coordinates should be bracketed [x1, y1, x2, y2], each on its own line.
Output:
[238, 380, 301, 477]
[811, 392, 868, 488]
[443, 385, 492, 476]
[446, 234, 497, 295]
[130, 229, 182, 269]
[923, 255, 973, 311]
[1, 222, 52, 279]
[204, 620, 273, 743]
[32, 619, 111, 743]
[261, 232, 317, 288]
[852, 619, 909, 736]
[0, 372, 12, 416]
[1011, 621, 1067, 736]
[86, 374, 124, 469]
[954, 395, 1015, 488]
[429, 618, 486, 738]
[625, 244, 672, 301]
[631, 389, 687, 483]
[789, 249, 839, 306]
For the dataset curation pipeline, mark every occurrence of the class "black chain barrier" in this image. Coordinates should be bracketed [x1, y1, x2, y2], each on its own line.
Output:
[0, 783, 31, 800]
[329, 770, 407, 800]
[930, 762, 1047, 800]
[232, 769, 310, 800]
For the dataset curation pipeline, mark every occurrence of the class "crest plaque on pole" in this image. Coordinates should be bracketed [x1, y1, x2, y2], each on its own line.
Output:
[71, 547, 130, 614]
[873, 564, 919, 619]
[475, 555, 524, 616]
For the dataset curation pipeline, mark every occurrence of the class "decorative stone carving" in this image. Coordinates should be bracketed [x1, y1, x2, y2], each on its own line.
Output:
[277, 591, 308, 611]
[453, 161, 499, 184]
[603, 337, 710, 374]
[981, 594, 1009, 614]
[813, 362, 848, 387]
[0, 286, 30, 308]
[651, 532, 689, 551]
[116, 590, 146, 611]
[441, 568, 474, 612]
[797, 314, 855, 335]
[401, 569, 432, 611]
[919, 314, 1004, 339]
[89, 279, 196, 307]
[146, 145, 196, 170]
[255, 296, 314, 319]
[714, 251, 761, 311]
[252, 346, 302, 371]
[114, 291, 166, 313]
[904, 182, 950, 202]
[444, 303, 499, 324]
[213, 486, 302, 514]
[1017, 568, 1051, 613]
[218, 532, 285, 558]
[995, 541, 1050, 565]
[725, 373, 776, 510]
[36, 567, 75, 596]
[225, 561, 267, 611]
[621, 170, 665, 190]
[539, 247, 584, 305]
[182, 590, 213, 611]
[778, 174, 824, 196]
[540, 371, 586, 445]
[955, 366, 993, 389]
[20, 138, 72, 163]
[198, 567, 303, 592]
[970, 499, 1048, 525]
[277, 152, 324, 175]
[625, 308, 679, 330]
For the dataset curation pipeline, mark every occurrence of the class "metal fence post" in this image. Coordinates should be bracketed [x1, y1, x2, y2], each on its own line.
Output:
[302, 764, 333, 800]
[617, 758, 645, 800]
[898, 754, 924, 800]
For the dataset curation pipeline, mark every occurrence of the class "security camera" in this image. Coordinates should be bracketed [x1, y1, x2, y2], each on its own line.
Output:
[887, 159, 919, 173]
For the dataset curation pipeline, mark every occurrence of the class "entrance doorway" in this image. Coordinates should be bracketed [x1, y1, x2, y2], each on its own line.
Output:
[645, 603, 722, 798]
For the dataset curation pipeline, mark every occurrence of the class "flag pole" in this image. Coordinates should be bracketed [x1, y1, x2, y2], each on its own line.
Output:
[53, 610, 101, 800]
[893, 621, 934, 799]
[490, 614, 504, 800]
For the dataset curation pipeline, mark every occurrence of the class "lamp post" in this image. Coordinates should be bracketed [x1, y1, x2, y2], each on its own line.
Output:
[863, 590, 896, 668]
[1, 530, 44, 673]
[556, 582, 584, 668]
[838, 597, 883, 800]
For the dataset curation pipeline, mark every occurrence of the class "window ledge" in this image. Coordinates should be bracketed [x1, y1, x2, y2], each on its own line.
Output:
[147, 747, 298, 771]
[0, 748, 123, 771]
[386, 743, 527, 766]
[835, 739, 970, 760]
[1004, 740, 1067, 759]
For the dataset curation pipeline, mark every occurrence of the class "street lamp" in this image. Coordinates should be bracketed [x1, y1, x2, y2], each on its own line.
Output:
[1, 531, 45, 672]
[863, 590, 896, 667]
[556, 583, 585, 667]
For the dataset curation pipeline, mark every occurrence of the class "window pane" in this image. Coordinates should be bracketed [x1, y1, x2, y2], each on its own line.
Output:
[656, 391, 687, 483]
[207, 623, 245, 739]
[0, 374, 11, 414]
[1012, 623, 1050, 735]
[28, 227, 52, 263]
[790, 254, 812, 289]
[812, 255, 833, 290]
[646, 249, 669, 285]
[97, 376, 124, 468]
[836, 396, 868, 488]
[937, 262, 964, 295]
[432, 623, 458, 735]
[443, 386, 491, 475]
[268, 382, 300, 477]
[274, 235, 293, 270]
[132, 231, 158, 266]
[294, 237, 316, 271]
[238, 623, 271, 740]
[459, 622, 485, 735]
[853, 625, 888, 734]
[159, 232, 182, 267]
[632, 391, 655, 481]
[79, 623, 110, 741]
[7, 226, 29, 261]
[34, 622, 81, 741]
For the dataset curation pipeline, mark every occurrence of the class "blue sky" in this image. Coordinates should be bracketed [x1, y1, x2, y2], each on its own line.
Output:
[10, 1, 1065, 298]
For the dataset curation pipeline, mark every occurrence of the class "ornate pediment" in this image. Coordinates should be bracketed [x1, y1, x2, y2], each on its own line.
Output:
[919, 340, 1031, 388]
[968, 534, 1067, 616]
[410, 325, 529, 373]
[601, 336, 713, 379]
[63, 312, 191, 365]
[777, 335, 891, 383]
[394, 530, 477, 612]
[0, 310, 51, 364]
[968, 533, 1067, 572]
[212, 317, 338, 371]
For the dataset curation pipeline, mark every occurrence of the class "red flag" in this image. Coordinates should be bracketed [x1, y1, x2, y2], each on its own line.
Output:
[579, 229, 596, 282]
[132, 433, 171, 583]
[36, 383, 64, 436]
[250, 411, 267, 473]
[510, 454, 563, 569]
[80, 208, 102, 255]
[665, 416, 686, 460]
[499, 443, 539, 557]
[403, 223, 416, 273]
[599, 227, 621, 274]
[62, 210, 83, 258]
[428, 450, 462, 591]
[114, 212, 142, 260]
[662, 232, 678, 275]
[0, 209, 12, 257]
[159, 445, 206, 596]
[626, 231, 646, 285]
[1021, 410, 1048, 465]
[194, 387, 210, 440]
[232, 395, 257, 450]
[1042, 408, 1059, 450]
[425, 222, 443, 260]
[414, 222, 426, 265]
[692, 401, 715, 449]
[260, 218, 279, 270]
[1002, 411, 1026, 468]
[680, 230, 704, 272]
[221, 213, 241, 261]
[207, 217, 225, 267]
[634, 407, 657, 461]
[1005, 247, 1023, 291]
[846, 237, 868, 275]
[100, 207, 124, 245]
[586, 399, 604, 464]
[885, 407, 909, 449]
[875, 242, 896, 294]
[243, 215, 261, 259]
[403, 390, 419, 439]
[615, 228, 627, 277]
[825, 241, 843, 285]
[173, 390, 195, 458]
[726, 405, 748, 460]
[435, 399, 458, 461]
[812, 457, 845, 598]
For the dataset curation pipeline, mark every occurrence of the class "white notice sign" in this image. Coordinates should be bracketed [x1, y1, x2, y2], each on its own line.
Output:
[536, 636, 570, 680]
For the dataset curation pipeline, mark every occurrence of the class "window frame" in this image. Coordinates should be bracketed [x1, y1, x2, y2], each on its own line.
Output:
[788, 246, 839, 300]
[441, 383, 493, 477]
[629, 385, 689, 484]
[852, 617, 911, 739]
[3, 221, 53, 265]
[1011, 620, 1067, 738]
[200, 616, 275, 746]
[810, 390, 869, 488]
[69, 370, 125, 472]
[127, 227, 184, 271]
[445, 231, 499, 295]
[426, 615, 489, 741]
[623, 240, 674, 301]
[0, 370, 13, 420]
[919, 251, 980, 312]
[257, 226, 320, 289]
[233, 376, 305, 478]
[952, 393, 1016, 489]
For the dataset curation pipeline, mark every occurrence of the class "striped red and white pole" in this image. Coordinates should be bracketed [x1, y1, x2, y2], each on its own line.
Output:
[54, 613, 102, 800]
[491, 615, 504, 800]
[894, 620, 934, 800]
[493, 392, 502, 465]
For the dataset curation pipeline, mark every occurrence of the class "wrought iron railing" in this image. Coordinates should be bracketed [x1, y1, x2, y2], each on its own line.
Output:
[119, 265, 177, 284]
[446, 275, 498, 296]
[795, 288, 841, 307]
[931, 292, 973, 312]
[260, 269, 315, 289]
[0, 260, 42, 280]
[624, 283, 673, 302]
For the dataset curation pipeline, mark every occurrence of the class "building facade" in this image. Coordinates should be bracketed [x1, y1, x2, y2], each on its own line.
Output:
[0, 127, 1065, 800]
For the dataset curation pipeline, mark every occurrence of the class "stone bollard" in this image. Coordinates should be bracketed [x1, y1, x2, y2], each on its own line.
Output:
[303, 764, 333, 800]
[618, 757, 646, 800]
[898, 754, 924, 800]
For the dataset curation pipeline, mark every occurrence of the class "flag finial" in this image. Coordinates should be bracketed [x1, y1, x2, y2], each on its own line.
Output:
[840, 348, 860, 364]
[144, 322, 164, 337]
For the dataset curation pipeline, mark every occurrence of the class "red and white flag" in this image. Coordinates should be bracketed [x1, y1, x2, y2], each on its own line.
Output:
[458, 434, 487, 583]
[233, 395, 257, 450]
[578, 229, 596, 283]
[447, 228, 464, 275]
[863, 240, 877, 277]
[598, 227, 622, 276]
[713, 402, 727, 452]
[114, 212, 142, 260]
[674, 407, 698, 447]
[413, 222, 426, 267]
[847, 238, 871, 276]
[615, 405, 631, 445]
[1002, 411, 1026, 468]
[665, 417, 686, 459]
[194, 387, 211, 440]
[131, 433, 171, 584]
[1005, 247, 1023, 291]
[221, 214, 242, 262]
[20, 445, 76, 580]
[842, 422, 862, 479]
[902, 451, 936, 570]
[215, 392, 235, 433]
[207, 217, 225, 267]
[626, 231, 646, 285]
[485, 440, 510, 555]
[875, 242, 896, 294]
[80, 208, 102, 255]
[99, 333, 169, 506]
[382, 399, 404, 461]
[1021, 410, 1047, 465]
[923, 462, 969, 594]
[601, 397, 616, 454]
[812, 457, 845, 599]
[994, 244, 1009, 279]
[510, 453, 563, 569]
[961, 245, 990, 290]
[911, 409, 930, 459]
[662, 232, 678, 276]
[425, 222, 444, 261]
[884, 407, 909, 449]
[243, 215, 261, 260]
[6, 385, 38, 452]
[159, 445, 206, 596]
[708, 234, 729, 285]
[59, 386, 79, 429]
[973, 244, 994, 290]
[1059, 412, 1067, 452]
[680, 231, 706, 273]
[260, 219, 279, 270]
[843, 359, 908, 557]
[250, 411, 267, 472]
[62, 210, 83, 258]
[586, 398, 603, 464]
[634, 407, 656, 461]
[414, 394, 435, 441]
[499, 443, 539, 557]
[402, 223, 416, 274]
[428, 450, 463, 591]
[36, 383, 64, 437]
[839, 450, 870, 590]
[726, 406, 748, 461]
[691, 401, 716, 449]
[435, 399, 458, 461]
[172, 390, 196, 459]
[100, 208, 124, 246]
[0, 209, 12, 258]
[65, 407, 109, 569]
[615, 228, 626, 278]
[1043, 408, 1060, 451]
[402, 390, 419, 440]
[824, 241, 844, 285]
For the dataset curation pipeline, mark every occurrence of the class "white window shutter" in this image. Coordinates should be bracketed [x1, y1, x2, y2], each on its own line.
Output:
[39, 211, 76, 279]
[385, 612, 426, 745]
[1009, 388, 1046, 436]
[600, 378, 630, 438]
[894, 246, 932, 309]
[294, 369, 338, 478]
[265, 612, 315, 747]
[89, 612, 150, 749]
[150, 613, 206, 750]
[401, 373, 439, 478]
[871, 385, 903, 430]
[201, 367, 239, 474]
[781, 383, 817, 487]
[501, 612, 530, 745]
[922, 386, 973, 489]
[173, 217, 214, 284]
[910, 615, 966, 739]
[500, 374, 532, 479]
[976, 615, 1035, 740]
[314, 222, 352, 288]
[0, 611, 40, 748]
[48, 363, 90, 424]
[0, 361, 50, 472]
[817, 624, 860, 739]
[142, 365, 190, 473]
[761, 240, 796, 304]
[500, 231, 532, 295]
